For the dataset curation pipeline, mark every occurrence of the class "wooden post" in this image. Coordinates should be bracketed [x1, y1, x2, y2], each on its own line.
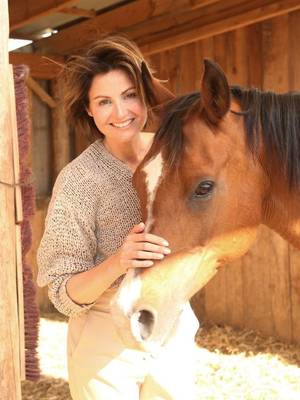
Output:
[51, 78, 71, 181]
[0, 0, 22, 398]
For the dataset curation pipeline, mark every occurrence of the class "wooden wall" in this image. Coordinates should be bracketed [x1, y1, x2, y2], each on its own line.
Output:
[145, 11, 300, 343]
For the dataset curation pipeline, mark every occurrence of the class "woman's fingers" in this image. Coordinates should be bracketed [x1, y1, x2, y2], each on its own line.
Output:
[119, 222, 171, 272]
[131, 260, 154, 268]
[134, 242, 171, 255]
[133, 232, 169, 247]
[130, 222, 145, 234]
[135, 250, 165, 260]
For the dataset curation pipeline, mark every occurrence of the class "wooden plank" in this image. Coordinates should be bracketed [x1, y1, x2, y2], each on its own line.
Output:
[141, 0, 300, 55]
[126, 0, 237, 47]
[221, 28, 248, 329]
[159, 47, 180, 94]
[178, 42, 198, 93]
[262, 15, 289, 92]
[9, 53, 65, 80]
[260, 14, 292, 340]
[288, 9, 300, 343]
[60, 6, 97, 18]
[190, 0, 221, 9]
[34, 0, 187, 55]
[246, 23, 263, 88]
[50, 78, 71, 182]
[9, 0, 79, 31]
[27, 198, 55, 312]
[0, 0, 22, 397]
[26, 76, 57, 108]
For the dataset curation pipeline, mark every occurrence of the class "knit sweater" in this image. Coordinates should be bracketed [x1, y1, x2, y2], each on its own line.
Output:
[37, 139, 141, 318]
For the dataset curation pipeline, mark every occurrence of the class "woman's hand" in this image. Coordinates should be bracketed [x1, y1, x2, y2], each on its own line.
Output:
[116, 222, 171, 274]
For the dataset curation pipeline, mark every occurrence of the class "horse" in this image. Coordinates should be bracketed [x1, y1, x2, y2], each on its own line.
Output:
[110, 59, 300, 351]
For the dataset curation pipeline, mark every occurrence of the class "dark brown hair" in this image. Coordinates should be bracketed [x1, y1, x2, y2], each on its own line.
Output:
[63, 35, 158, 140]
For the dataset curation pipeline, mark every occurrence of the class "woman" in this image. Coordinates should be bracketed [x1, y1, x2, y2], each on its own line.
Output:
[37, 35, 199, 399]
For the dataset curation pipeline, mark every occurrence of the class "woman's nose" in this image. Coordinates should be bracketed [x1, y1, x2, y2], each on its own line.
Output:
[113, 100, 127, 120]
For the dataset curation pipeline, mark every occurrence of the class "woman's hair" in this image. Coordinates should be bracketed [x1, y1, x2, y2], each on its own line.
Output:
[63, 35, 158, 140]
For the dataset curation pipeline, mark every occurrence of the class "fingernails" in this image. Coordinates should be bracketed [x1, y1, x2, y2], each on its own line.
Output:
[163, 248, 171, 254]
[163, 240, 169, 246]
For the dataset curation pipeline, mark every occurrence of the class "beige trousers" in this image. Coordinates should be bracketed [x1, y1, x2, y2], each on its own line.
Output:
[67, 289, 199, 400]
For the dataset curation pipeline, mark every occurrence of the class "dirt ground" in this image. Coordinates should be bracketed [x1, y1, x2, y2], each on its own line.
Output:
[22, 313, 300, 399]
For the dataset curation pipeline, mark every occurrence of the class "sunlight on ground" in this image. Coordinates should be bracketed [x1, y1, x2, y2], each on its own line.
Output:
[22, 317, 300, 399]
[38, 318, 69, 380]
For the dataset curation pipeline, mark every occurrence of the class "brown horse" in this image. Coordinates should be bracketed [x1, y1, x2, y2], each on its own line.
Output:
[111, 59, 300, 351]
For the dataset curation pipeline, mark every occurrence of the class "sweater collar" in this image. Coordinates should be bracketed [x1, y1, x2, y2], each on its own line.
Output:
[93, 139, 133, 178]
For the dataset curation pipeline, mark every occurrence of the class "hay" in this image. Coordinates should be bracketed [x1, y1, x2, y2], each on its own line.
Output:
[22, 315, 300, 399]
[195, 325, 300, 399]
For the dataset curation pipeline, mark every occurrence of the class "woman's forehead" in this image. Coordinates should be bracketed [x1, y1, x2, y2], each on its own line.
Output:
[89, 69, 135, 98]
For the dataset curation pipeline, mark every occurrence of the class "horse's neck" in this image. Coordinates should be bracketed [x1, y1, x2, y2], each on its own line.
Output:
[265, 188, 300, 249]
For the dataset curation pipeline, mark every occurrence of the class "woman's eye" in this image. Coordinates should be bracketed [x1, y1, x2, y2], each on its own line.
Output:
[98, 99, 111, 106]
[125, 92, 137, 99]
[193, 180, 215, 198]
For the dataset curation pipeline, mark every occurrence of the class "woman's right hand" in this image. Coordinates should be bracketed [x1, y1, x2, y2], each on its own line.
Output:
[116, 222, 171, 274]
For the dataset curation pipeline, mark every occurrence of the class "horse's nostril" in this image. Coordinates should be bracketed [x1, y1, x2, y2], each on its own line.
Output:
[131, 309, 155, 341]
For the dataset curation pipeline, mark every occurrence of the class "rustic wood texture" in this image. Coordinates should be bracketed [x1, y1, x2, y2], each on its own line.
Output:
[33, 0, 300, 57]
[31, 80, 53, 199]
[9, 0, 79, 31]
[147, 11, 300, 343]
[9, 53, 64, 80]
[50, 78, 71, 183]
[27, 198, 55, 312]
[0, 0, 22, 397]
[26, 76, 57, 108]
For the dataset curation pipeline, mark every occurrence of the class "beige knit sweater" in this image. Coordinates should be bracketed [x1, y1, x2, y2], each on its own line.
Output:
[37, 139, 141, 317]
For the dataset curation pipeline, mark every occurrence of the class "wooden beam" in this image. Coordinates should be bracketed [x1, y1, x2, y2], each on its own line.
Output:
[125, 0, 240, 46]
[0, 0, 22, 397]
[33, 0, 191, 55]
[26, 76, 57, 108]
[140, 0, 300, 55]
[9, 52, 64, 80]
[60, 6, 97, 18]
[190, 0, 221, 9]
[9, 0, 79, 31]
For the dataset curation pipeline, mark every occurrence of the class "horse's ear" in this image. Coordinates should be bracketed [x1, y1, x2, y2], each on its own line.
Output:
[201, 58, 230, 125]
[141, 62, 175, 107]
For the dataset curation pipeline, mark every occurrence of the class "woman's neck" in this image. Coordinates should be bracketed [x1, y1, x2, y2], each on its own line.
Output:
[103, 133, 154, 172]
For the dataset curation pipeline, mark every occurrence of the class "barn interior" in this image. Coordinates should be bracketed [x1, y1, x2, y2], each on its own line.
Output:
[2, 0, 300, 398]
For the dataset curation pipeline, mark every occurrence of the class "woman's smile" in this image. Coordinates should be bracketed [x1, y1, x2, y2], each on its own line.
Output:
[110, 118, 135, 129]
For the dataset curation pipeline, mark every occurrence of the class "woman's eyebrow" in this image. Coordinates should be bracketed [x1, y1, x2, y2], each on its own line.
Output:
[92, 86, 136, 100]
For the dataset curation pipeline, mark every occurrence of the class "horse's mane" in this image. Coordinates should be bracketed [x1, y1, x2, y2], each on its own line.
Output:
[154, 87, 300, 189]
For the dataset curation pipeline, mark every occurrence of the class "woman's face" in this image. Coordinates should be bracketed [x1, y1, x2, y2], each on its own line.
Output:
[87, 69, 147, 143]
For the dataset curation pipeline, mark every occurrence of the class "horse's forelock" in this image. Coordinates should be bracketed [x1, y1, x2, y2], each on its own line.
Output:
[152, 92, 201, 169]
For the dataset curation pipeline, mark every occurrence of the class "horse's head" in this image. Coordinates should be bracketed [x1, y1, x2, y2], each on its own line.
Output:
[111, 60, 270, 350]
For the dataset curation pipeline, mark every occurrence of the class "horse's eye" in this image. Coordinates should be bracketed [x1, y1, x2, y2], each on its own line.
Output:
[194, 180, 215, 198]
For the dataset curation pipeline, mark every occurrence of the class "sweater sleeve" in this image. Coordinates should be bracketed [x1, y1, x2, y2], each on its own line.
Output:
[37, 167, 99, 318]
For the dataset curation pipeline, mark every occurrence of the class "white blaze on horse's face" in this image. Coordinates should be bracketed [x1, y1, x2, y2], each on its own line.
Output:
[141, 151, 164, 232]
